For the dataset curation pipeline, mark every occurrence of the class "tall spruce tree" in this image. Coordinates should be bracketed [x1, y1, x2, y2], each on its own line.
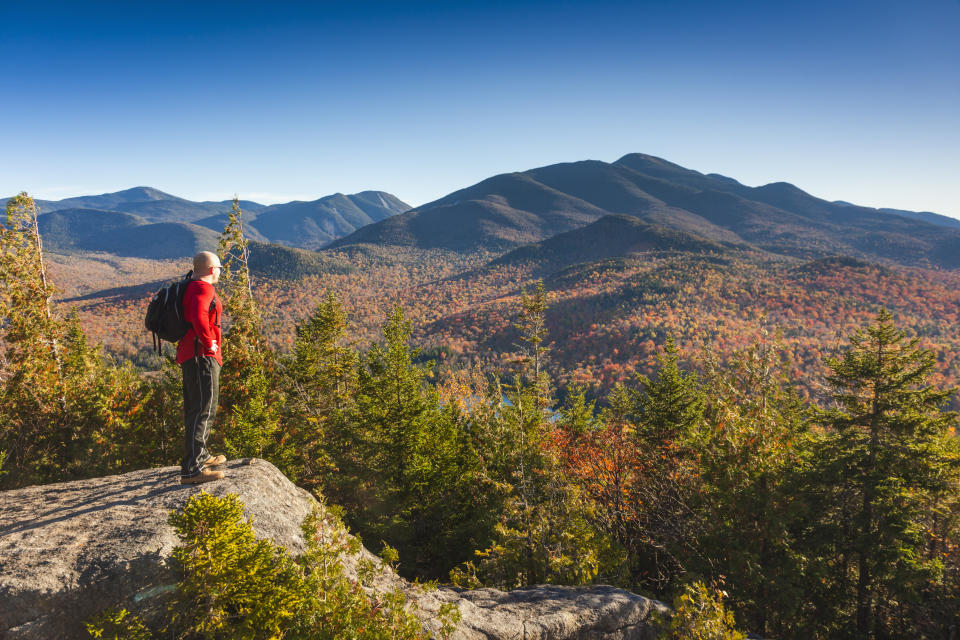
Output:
[634, 336, 704, 445]
[809, 309, 959, 638]
[694, 338, 810, 637]
[456, 376, 618, 589]
[280, 291, 358, 492]
[58, 310, 156, 477]
[514, 280, 551, 407]
[552, 338, 706, 595]
[0, 194, 153, 486]
[352, 304, 483, 577]
[0, 193, 67, 485]
[454, 283, 617, 589]
[625, 337, 706, 593]
[215, 197, 281, 459]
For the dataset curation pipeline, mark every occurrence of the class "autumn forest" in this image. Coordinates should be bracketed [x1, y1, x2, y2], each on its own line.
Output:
[4, 170, 960, 640]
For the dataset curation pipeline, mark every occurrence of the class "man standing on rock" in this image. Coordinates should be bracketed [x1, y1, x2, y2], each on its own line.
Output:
[177, 251, 227, 485]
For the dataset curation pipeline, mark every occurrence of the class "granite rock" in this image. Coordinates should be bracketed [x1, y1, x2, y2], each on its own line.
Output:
[0, 459, 668, 639]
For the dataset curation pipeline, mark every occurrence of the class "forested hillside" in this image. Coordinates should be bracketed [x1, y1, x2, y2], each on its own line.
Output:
[334, 154, 960, 269]
[34, 156, 960, 407]
[6, 186, 410, 254]
[50, 240, 960, 411]
[6, 151, 960, 638]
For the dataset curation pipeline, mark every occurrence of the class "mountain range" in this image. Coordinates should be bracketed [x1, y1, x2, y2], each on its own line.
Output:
[34, 154, 960, 398]
[331, 154, 960, 270]
[6, 187, 410, 258]
[9, 154, 960, 271]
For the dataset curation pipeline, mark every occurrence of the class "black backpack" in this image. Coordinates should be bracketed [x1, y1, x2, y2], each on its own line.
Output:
[144, 271, 194, 353]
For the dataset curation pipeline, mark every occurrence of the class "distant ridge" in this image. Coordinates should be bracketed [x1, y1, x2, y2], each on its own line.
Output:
[491, 214, 736, 274]
[20, 187, 268, 223]
[38, 208, 219, 259]
[10, 187, 411, 256]
[330, 154, 960, 269]
[246, 191, 410, 250]
[878, 208, 960, 229]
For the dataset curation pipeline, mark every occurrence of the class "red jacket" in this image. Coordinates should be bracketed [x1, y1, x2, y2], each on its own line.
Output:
[176, 280, 223, 365]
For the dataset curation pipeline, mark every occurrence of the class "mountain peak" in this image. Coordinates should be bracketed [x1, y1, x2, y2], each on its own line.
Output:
[68, 186, 181, 203]
[756, 181, 808, 196]
[329, 153, 960, 269]
[706, 173, 742, 186]
[115, 186, 177, 201]
[615, 153, 696, 174]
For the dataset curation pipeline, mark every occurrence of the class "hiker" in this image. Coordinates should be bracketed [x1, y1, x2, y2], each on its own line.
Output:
[177, 251, 227, 485]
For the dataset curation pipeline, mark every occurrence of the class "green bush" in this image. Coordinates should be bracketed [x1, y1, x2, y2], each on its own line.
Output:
[85, 608, 152, 640]
[166, 492, 305, 638]
[88, 491, 459, 640]
[661, 581, 746, 640]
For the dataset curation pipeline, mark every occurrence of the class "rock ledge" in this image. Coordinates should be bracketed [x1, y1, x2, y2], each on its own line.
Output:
[0, 460, 667, 639]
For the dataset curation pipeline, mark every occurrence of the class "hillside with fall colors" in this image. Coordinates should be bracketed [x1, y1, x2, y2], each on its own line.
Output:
[42, 154, 960, 407]
[333, 154, 960, 269]
[7, 153, 960, 639]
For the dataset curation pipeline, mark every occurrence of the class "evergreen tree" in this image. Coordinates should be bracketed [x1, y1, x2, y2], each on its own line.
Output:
[0, 194, 159, 486]
[514, 280, 551, 407]
[555, 338, 707, 595]
[215, 197, 281, 459]
[59, 310, 160, 477]
[0, 193, 68, 486]
[454, 288, 618, 589]
[808, 309, 959, 638]
[139, 356, 189, 467]
[634, 336, 704, 445]
[355, 304, 432, 485]
[694, 338, 810, 637]
[454, 376, 619, 589]
[280, 291, 358, 492]
[351, 304, 485, 576]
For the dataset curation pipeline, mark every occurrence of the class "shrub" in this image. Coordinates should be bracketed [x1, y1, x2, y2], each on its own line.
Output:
[662, 581, 746, 640]
[85, 608, 152, 640]
[166, 491, 305, 638]
[87, 491, 459, 639]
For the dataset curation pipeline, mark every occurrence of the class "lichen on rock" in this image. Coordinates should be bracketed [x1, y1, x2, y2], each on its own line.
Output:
[0, 459, 668, 639]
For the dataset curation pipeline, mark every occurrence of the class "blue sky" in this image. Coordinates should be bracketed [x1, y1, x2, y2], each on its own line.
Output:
[2, 0, 958, 217]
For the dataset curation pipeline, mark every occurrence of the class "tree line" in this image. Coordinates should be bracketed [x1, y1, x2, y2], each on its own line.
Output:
[3, 193, 960, 639]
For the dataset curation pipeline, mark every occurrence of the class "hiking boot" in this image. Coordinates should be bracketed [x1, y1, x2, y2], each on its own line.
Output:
[203, 454, 227, 467]
[180, 469, 225, 485]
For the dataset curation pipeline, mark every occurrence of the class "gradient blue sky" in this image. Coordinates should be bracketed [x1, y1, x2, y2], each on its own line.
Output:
[2, 0, 958, 217]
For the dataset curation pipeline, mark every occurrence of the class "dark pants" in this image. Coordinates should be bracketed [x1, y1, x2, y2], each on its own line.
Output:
[180, 356, 221, 478]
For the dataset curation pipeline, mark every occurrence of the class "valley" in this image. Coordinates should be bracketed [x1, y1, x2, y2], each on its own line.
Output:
[31, 154, 960, 408]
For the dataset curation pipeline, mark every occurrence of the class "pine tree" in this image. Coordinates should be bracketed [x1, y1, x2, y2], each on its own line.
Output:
[452, 285, 620, 589]
[694, 337, 810, 637]
[810, 309, 959, 638]
[0, 193, 68, 486]
[356, 304, 431, 485]
[139, 356, 187, 467]
[280, 291, 358, 492]
[351, 304, 484, 576]
[60, 310, 160, 477]
[0, 194, 156, 486]
[215, 197, 281, 459]
[514, 280, 551, 407]
[456, 375, 622, 589]
[634, 336, 704, 445]
[555, 339, 707, 595]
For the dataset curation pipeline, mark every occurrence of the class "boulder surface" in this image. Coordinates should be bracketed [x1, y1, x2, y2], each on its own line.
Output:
[0, 459, 668, 639]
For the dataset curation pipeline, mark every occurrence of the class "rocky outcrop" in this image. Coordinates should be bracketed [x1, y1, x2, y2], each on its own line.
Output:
[0, 460, 668, 639]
